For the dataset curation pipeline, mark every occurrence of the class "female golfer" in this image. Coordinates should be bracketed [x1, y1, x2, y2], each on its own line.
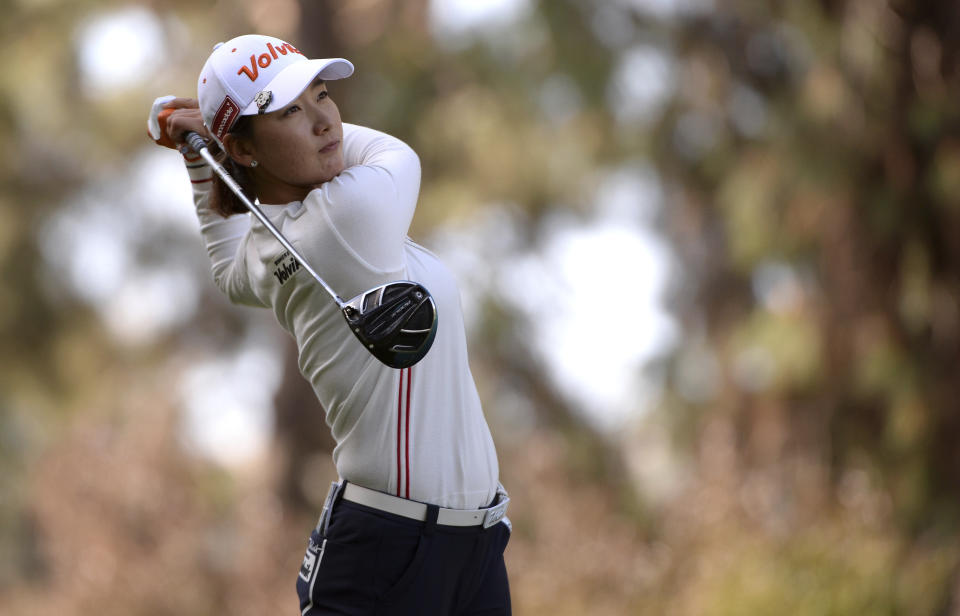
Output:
[148, 34, 511, 615]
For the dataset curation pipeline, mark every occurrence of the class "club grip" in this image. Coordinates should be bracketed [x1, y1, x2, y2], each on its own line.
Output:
[184, 131, 208, 154]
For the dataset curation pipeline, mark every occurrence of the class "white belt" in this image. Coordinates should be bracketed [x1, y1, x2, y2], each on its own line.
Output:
[342, 483, 509, 529]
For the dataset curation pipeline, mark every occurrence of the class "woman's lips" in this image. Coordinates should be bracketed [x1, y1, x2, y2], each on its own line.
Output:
[320, 140, 340, 153]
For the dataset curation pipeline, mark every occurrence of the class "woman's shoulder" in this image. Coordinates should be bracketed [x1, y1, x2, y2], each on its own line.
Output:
[342, 123, 417, 157]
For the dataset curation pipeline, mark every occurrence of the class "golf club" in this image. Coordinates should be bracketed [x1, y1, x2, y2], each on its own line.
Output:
[184, 131, 438, 369]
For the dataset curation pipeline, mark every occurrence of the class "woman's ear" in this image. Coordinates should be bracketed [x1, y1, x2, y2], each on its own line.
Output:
[222, 133, 256, 168]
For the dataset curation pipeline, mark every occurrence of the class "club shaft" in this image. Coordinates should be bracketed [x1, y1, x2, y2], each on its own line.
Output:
[185, 132, 345, 307]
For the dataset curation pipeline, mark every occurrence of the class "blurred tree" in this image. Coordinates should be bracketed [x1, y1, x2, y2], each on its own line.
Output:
[651, 0, 960, 608]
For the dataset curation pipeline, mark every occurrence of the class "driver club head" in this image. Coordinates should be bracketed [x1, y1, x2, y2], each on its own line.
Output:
[341, 281, 438, 369]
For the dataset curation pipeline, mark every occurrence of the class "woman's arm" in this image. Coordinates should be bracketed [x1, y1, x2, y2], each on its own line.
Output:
[187, 160, 263, 307]
[156, 98, 264, 307]
[302, 123, 421, 274]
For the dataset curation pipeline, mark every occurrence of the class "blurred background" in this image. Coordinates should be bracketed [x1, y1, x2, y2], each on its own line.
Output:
[2, 0, 960, 614]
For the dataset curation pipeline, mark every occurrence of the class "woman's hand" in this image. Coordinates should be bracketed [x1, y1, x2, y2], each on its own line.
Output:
[147, 96, 211, 151]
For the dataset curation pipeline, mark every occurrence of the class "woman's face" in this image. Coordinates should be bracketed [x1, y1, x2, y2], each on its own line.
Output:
[241, 77, 345, 203]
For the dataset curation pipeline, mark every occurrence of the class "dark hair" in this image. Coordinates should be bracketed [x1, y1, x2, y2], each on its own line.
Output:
[209, 115, 256, 218]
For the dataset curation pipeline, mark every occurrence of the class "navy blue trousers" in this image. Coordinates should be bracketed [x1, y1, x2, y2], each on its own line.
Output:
[296, 497, 511, 615]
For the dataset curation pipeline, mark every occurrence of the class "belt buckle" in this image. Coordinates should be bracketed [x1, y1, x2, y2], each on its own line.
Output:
[482, 495, 509, 529]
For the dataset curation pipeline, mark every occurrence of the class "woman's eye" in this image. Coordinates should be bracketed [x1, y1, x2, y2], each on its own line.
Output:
[318, 91, 328, 100]
[283, 105, 300, 116]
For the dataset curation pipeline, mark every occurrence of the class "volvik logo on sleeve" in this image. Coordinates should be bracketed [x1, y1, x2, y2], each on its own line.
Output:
[237, 42, 304, 82]
[273, 250, 301, 285]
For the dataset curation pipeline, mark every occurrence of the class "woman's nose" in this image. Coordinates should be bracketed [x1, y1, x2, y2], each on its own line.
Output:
[311, 107, 332, 135]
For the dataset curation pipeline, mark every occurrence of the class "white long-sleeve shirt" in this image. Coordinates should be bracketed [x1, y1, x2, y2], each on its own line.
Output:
[185, 123, 499, 509]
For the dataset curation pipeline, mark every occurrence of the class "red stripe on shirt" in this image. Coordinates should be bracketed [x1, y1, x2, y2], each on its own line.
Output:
[396, 370, 404, 497]
[405, 368, 412, 499]
[190, 178, 213, 184]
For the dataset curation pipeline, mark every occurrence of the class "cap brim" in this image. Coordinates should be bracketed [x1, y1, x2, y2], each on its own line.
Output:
[241, 58, 354, 116]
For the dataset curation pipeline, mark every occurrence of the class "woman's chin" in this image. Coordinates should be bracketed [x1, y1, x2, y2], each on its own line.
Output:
[313, 164, 346, 187]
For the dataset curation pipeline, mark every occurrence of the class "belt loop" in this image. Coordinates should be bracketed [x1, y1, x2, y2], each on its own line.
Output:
[423, 504, 439, 536]
[317, 480, 346, 537]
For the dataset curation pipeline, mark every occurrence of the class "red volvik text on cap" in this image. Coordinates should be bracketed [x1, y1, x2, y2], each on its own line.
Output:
[236, 42, 303, 82]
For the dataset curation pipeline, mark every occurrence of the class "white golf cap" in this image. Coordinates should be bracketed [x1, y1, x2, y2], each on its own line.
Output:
[198, 34, 354, 145]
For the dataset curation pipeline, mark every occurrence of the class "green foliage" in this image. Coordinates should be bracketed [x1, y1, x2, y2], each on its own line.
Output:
[655, 0, 960, 535]
[686, 522, 957, 616]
